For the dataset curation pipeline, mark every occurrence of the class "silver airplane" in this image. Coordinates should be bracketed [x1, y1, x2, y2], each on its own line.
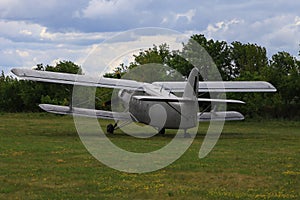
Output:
[11, 67, 276, 136]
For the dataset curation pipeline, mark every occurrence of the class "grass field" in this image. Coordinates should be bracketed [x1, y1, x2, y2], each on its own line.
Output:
[0, 113, 299, 199]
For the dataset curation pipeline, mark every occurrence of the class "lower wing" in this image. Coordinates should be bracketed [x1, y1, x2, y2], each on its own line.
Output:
[39, 104, 132, 121]
[40, 104, 244, 122]
[198, 111, 244, 121]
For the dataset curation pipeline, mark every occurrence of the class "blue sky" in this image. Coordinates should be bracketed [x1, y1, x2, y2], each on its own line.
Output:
[1, 0, 300, 74]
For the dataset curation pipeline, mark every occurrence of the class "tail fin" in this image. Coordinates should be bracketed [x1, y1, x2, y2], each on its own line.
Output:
[183, 68, 199, 99]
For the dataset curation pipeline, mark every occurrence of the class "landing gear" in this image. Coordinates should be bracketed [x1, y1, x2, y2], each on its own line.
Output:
[106, 124, 114, 134]
[106, 120, 133, 135]
[184, 129, 191, 138]
[158, 128, 165, 135]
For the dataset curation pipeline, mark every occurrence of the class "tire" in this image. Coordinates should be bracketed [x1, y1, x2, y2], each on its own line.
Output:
[107, 124, 114, 134]
[158, 128, 165, 135]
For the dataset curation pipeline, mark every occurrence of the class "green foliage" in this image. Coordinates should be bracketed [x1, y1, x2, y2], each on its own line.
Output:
[189, 35, 235, 80]
[231, 42, 268, 76]
[1, 36, 299, 119]
[119, 35, 299, 119]
[0, 61, 82, 112]
[43, 61, 82, 74]
[0, 74, 24, 112]
[228, 50, 300, 119]
[134, 43, 170, 65]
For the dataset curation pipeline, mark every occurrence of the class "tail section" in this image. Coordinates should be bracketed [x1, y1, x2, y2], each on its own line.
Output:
[180, 68, 199, 129]
[183, 68, 199, 99]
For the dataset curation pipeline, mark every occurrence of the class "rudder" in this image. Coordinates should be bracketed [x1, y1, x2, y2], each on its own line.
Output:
[183, 67, 199, 99]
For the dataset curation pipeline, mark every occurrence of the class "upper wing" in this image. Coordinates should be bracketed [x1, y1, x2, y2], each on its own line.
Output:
[11, 68, 144, 91]
[12, 68, 276, 93]
[39, 104, 132, 121]
[153, 81, 277, 92]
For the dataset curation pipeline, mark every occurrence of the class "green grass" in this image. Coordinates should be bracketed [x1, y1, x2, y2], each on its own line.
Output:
[0, 113, 299, 199]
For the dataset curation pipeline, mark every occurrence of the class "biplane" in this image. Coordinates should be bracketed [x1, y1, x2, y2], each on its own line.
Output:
[11, 67, 276, 137]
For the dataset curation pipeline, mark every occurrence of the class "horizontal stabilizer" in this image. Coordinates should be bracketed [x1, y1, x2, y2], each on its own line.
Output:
[134, 96, 245, 104]
[11, 68, 143, 91]
[198, 98, 245, 104]
[198, 111, 244, 122]
[39, 104, 131, 121]
[153, 81, 276, 93]
[134, 96, 193, 102]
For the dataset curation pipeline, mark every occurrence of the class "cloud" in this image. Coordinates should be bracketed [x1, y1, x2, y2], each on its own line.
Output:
[0, 0, 88, 33]
[0, 20, 43, 42]
[205, 19, 242, 37]
[294, 16, 300, 26]
[1, 0, 300, 74]
[201, 14, 300, 57]
[175, 9, 196, 24]
[16, 49, 29, 57]
[0, 19, 112, 74]
[264, 16, 300, 54]
[0, 19, 113, 45]
[80, 0, 136, 18]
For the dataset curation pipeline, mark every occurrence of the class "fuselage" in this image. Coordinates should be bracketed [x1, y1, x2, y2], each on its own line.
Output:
[118, 83, 198, 129]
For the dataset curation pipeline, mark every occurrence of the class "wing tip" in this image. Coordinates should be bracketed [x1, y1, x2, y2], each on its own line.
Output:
[11, 68, 20, 76]
[198, 111, 245, 122]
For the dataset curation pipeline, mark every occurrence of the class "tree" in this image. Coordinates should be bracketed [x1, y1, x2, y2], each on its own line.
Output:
[44, 60, 82, 74]
[270, 52, 298, 76]
[0, 74, 25, 112]
[1, 37, 299, 119]
[39, 61, 83, 106]
[170, 35, 233, 80]
[0, 61, 83, 112]
[268, 52, 300, 107]
[133, 43, 170, 65]
[189, 35, 235, 80]
[231, 42, 268, 79]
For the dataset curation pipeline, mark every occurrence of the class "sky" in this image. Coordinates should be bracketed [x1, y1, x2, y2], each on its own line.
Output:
[1, 0, 300, 74]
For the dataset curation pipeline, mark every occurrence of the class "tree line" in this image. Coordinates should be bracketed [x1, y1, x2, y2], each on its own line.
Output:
[0, 34, 299, 119]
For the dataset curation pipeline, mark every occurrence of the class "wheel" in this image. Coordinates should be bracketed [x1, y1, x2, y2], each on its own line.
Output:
[158, 128, 165, 135]
[107, 124, 114, 134]
[184, 129, 191, 138]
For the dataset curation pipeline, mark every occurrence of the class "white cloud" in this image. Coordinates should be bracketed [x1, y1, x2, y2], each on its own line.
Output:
[0, 20, 42, 40]
[19, 29, 33, 36]
[294, 16, 300, 26]
[81, 31, 187, 75]
[203, 19, 243, 41]
[206, 19, 242, 35]
[0, 20, 113, 73]
[202, 15, 300, 57]
[16, 50, 29, 57]
[40, 28, 55, 40]
[175, 9, 196, 24]
[0, 19, 113, 45]
[161, 17, 169, 24]
[80, 0, 138, 19]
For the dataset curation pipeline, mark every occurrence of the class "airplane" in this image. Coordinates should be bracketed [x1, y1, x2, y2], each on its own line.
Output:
[11, 67, 276, 137]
